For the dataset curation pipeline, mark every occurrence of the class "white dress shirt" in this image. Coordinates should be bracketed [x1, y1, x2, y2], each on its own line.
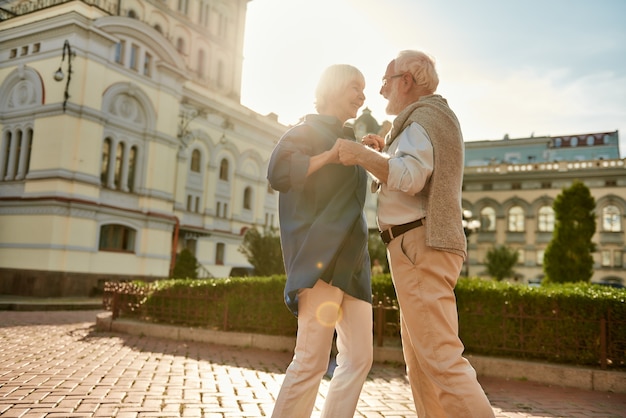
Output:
[377, 122, 434, 230]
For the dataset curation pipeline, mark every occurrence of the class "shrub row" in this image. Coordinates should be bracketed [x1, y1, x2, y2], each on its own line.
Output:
[105, 275, 626, 369]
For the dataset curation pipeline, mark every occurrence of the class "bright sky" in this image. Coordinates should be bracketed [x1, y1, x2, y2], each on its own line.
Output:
[240, 0, 626, 155]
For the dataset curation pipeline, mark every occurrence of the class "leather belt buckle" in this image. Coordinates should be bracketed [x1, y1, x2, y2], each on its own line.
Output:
[380, 218, 424, 245]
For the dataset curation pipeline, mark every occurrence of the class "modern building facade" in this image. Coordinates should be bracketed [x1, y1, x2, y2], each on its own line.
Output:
[0, 0, 286, 296]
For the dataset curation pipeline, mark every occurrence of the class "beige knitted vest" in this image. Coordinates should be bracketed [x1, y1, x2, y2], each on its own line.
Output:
[385, 94, 467, 258]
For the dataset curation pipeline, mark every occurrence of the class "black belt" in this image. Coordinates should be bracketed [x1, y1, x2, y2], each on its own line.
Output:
[380, 219, 424, 245]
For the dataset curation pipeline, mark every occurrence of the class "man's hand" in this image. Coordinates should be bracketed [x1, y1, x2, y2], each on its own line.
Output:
[333, 138, 390, 184]
[361, 134, 385, 152]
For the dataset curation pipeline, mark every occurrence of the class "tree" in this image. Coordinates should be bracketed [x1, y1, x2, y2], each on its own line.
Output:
[485, 245, 518, 281]
[238, 227, 285, 276]
[543, 180, 596, 284]
[172, 248, 199, 279]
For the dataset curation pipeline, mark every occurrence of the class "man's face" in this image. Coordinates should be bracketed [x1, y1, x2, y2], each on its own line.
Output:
[380, 61, 402, 116]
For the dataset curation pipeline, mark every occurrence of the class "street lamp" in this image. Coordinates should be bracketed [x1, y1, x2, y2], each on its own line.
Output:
[53, 40, 74, 112]
[462, 209, 481, 277]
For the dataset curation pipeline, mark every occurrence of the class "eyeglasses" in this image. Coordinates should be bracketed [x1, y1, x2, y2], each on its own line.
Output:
[381, 72, 417, 87]
[381, 74, 404, 87]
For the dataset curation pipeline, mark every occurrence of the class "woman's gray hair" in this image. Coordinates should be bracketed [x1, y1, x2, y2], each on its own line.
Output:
[314, 64, 365, 112]
[394, 50, 439, 94]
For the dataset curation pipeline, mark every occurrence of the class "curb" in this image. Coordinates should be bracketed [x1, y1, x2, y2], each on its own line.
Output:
[0, 301, 103, 311]
[96, 311, 626, 394]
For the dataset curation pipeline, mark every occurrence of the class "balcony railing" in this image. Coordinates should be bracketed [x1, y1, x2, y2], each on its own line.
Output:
[0, 0, 118, 21]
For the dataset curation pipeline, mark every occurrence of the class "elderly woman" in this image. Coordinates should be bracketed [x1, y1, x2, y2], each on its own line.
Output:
[267, 64, 372, 418]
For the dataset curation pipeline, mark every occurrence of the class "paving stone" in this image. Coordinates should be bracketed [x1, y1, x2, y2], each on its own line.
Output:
[1, 310, 626, 417]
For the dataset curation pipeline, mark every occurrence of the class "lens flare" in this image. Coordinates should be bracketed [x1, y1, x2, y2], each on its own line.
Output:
[315, 301, 342, 327]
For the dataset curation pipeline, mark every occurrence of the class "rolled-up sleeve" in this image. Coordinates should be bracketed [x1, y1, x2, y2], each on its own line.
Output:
[386, 122, 434, 195]
[267, 139, 311, 193]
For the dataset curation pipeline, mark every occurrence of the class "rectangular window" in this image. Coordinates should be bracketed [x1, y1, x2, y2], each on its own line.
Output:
[512, 182, 521, 190]
[535, 249, 544, 266]
[130, 44, 139, 71]
[32, 43, 40, 53]
[201, 3, 210, 26]
[614, 251, 623, 268]
[187, 195, 192, 211]
[482, 183, 493, 191]
[99, 224, 136, 252]
[115, 41, 125, 64]
[143, 52, 152, 76]
[21, 45, 29, 55]
[10, 48, 17, 58]
[541, 182, 552, 189]
[215, 243, 225, 265]
[601, 250, 611, 267]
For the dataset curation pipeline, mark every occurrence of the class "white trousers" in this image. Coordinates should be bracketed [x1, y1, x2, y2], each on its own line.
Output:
[271, 279, 373, 418]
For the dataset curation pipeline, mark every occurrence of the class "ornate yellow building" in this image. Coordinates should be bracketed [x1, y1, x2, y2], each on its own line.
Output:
[0, 0, 285, 296]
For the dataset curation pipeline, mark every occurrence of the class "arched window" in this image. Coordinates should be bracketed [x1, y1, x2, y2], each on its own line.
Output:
[480, 207, 496, 231]
[190, 149, 201, 172]
[508, 206, 525, 232]
[243, 187, 252, 210]
[114, 142, 124, 189]
[215, 243, 225, 265]
[0, 67, 40, 182]
[101, 138, 111, 185]
[99, 224, 136, 252]
[219, 158, 229, 180]
[603, 205, 622, 232]
[1, 131, 12, 179]
[127, 146, 137, 192]
[538, 206, 555, 232]
[0, 127, 32, 181]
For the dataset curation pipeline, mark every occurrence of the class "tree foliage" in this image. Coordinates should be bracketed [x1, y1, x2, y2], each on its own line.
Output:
[485, 245, 519, 281]
[172, 248, 199, 279]
[238, 227, 285, 276]
[543, 180, 596, 284]
[368, 231, 389, 274]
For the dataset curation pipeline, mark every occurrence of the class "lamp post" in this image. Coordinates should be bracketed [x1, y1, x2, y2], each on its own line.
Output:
[462, 209, 481, 277]
[53, 40, 74, 112]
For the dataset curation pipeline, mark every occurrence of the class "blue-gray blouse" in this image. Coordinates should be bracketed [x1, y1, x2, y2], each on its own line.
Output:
[267, 114, 372, 316]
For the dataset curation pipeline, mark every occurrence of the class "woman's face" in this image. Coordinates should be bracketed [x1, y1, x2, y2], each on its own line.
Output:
[326, 79, 366, 123]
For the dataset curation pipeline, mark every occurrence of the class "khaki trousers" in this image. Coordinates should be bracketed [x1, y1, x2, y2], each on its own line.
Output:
[387, 227, 495, 418]
[271, 279, 373, 418]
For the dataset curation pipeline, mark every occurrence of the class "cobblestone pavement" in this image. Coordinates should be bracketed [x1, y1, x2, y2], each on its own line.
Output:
[1, 310, 625, 418]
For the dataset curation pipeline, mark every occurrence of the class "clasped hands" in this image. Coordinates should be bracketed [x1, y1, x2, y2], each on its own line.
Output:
[330, 133, 385, 166]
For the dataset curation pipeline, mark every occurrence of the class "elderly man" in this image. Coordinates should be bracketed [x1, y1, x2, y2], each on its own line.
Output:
[333, 50, 494, 417]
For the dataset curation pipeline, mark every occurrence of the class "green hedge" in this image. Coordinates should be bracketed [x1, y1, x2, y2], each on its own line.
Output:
[106, 275, 626, 369]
